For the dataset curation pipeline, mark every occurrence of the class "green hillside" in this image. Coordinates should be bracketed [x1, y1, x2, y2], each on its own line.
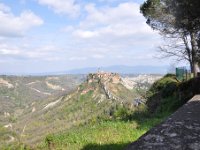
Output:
[0, 75, 84, 125]
[0, 73, 168, 150]
[11, 73, 139, 146]
[36, 74, 194, 150]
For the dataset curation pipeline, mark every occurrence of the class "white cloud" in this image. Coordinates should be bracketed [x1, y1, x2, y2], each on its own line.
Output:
[0, 42, 63, 62]
[0, 1, 166, 73]
[0, 3, 10, 12]
[84, 2, 140, 24]
[0, 48, 20, 55]
[69, 56, 87, 61]
[73, 30, 99, 38]
[71, 2, 154, 39]
[92, 54, 104, 59]
[0, 3, 43, 37]
[61, 25, 75, 32]
[37, 0, 80, 17]
[57, 2, 162, 67]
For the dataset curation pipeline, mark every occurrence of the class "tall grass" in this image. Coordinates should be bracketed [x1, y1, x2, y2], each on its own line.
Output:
[37, 110, 169, 150]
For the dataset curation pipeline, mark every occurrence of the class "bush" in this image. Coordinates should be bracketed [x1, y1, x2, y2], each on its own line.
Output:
[113, 106, 130, 120]
[147, 74, 200, 115]
[146, 74, 179, 113]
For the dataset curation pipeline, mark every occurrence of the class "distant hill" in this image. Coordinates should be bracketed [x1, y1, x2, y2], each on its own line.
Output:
[0, 75, 85, 125]
[11, 72, 141, 145]
[66, 65, 168, 74]
[0, 65, 168, 76]
[0, 72, 162, 148]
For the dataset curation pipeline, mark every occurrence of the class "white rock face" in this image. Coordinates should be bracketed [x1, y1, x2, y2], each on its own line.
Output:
[4, 112, 10, 118]
[46, 81, 65, 91]
[32, 107, 36, 112]
[30, 87, 51, 95]
[122, 75, 162, 89]
[4, 123, 12, 129]
[0, 78, 14, 88]
[26, 81, 40, 85]
[43, 97, 63, 110]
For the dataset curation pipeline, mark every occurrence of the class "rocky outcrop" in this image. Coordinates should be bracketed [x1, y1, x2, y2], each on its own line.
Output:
[87, 72, 122, 101]
[126, 95, 200, 150]
[0, 78, 14, 88]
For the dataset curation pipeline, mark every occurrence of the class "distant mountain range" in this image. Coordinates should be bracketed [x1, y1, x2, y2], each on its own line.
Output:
[66, 65, 168, 75]
[0, 65, 168, 75]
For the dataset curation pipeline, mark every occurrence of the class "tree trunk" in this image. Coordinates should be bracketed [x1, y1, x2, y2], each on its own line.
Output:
[182, 34, 193, 72]
[190, 32, 200, 76]
[190, 61, 193, 73]
[192, 62, 199, 76]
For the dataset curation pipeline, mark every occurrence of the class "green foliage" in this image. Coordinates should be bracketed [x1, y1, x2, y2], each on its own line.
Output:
[146, 74, 180, 113]
[79, 90, 94, 102]
[1, 143, 28, 150]
[9, 116, 17, 123]
[147, 74, 178, 95]
[0, 125, 30, 150]
[179, 77, 200, 103]
[38, 113, 167, 150]
[146, 74, 200, 114]
[140, 0, 161, 18]
[113, 106, 131, 120]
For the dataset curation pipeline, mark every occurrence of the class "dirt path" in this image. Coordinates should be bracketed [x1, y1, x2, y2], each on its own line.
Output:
[126, 95, 200, 150]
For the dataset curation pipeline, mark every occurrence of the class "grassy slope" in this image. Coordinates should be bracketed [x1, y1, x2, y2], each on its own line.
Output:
[36, 75, 184, 150]
[4, 77, 141, 148]
[37, 112, 168, 150]
[1, 115, 166, 150]
[2, 75, 183, 150]
[0, 75, 84, 125]
[147, 74, 200, 114]
[13, 81, 135, 145]
[0, 125, 20, 150]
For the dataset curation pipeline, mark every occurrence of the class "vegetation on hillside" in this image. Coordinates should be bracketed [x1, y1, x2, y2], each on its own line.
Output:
[2, 74, 199, 150]
[37, 115, 167, 150]
[0, 75, 84, 125]
[10, 76, 140, 146]
[34, 74, 199, 150]
[147, 74, 200, 114]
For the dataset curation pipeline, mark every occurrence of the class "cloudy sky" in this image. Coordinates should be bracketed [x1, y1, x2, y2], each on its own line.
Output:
[0, 0, 170, 74]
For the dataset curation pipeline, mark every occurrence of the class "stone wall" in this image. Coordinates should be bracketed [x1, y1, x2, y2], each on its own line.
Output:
[126, 95, 200, 150]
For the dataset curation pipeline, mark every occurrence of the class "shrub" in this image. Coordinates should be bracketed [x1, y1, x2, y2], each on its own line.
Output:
[146, 74, 179, 113]
[113, 106, 130, 120]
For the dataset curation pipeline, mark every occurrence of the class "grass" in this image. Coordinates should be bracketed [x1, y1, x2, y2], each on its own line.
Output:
[37, 110, 169, 150]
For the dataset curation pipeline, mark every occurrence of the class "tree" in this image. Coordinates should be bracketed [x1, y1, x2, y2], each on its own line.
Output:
[140, 0, 200, 75]
[169, 0, 200, 75]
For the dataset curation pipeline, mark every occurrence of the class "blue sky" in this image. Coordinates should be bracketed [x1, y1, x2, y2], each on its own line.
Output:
[0, 0, 174, 74]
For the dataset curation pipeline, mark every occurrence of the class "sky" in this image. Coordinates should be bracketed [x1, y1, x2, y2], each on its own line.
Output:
[0, 0, 173, 74]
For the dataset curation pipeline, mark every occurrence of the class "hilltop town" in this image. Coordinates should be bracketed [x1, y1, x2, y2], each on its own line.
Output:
[87, 72, 121, 84]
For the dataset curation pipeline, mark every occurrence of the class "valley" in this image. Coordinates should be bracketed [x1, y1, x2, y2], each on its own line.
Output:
[0, 72, 162, 149]
[0, 75, 85, 129]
